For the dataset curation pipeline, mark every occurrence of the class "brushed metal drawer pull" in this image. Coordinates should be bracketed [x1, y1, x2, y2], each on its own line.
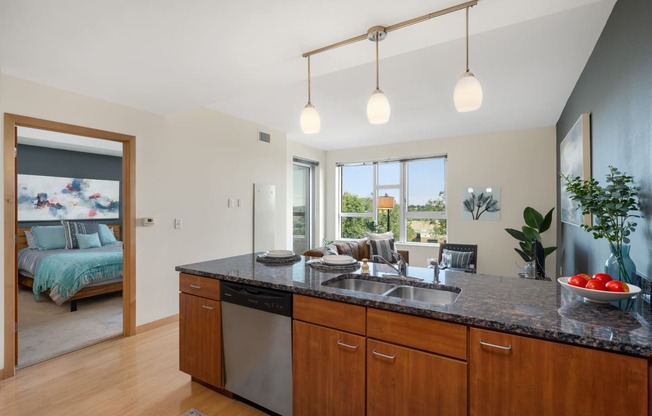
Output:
[201, 305, 215, 310]
[336, 340, 359, 350]
[372, 350, 397, 360]
[190, 284, 202, 289]
[479, 339, 512, 350]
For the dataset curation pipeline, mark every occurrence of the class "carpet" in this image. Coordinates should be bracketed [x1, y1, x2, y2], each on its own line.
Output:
[17, 287, 123, 368]
[181, 410, 207, 416]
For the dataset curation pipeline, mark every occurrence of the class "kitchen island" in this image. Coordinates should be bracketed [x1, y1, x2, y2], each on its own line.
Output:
[177, 253, 651, 415]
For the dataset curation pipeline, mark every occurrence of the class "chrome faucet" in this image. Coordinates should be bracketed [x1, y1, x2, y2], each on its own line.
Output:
[375, 253, 408, 278]
[432, 261, 440, 283]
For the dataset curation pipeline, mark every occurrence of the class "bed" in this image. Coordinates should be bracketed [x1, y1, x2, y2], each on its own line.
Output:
[17, 225, 123, 312]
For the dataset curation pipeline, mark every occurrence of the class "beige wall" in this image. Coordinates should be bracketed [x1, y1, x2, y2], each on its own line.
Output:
[325, 127, 558, 277]
[0, 74, 290, 371]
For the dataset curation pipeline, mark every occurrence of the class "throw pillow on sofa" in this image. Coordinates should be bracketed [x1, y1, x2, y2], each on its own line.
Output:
[369, 238, 399, 263]
[441, 249, 473, 269]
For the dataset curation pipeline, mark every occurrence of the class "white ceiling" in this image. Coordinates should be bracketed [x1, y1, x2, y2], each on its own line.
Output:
[0, 0, 616, 150]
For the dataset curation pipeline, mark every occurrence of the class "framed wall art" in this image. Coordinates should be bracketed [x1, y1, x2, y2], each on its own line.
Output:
[560, 113, 591, 226]
[18, 174, 120, 221]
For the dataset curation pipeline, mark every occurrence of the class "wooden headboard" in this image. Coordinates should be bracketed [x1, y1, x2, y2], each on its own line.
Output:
[17, 224, 121, 251]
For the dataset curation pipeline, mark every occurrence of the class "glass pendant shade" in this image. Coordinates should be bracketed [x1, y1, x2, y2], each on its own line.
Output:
[300, 103, 321, 134]
[367, 89, 390, 124]
[454, 71, 483, 112]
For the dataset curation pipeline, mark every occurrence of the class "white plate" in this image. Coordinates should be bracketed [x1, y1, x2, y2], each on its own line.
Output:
[322, 255, 356, 266]
[265, 250, 295, 258]
[558, 277, 641, 303]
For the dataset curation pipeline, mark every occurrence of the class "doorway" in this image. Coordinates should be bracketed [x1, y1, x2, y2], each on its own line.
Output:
[3, 113, 136, 378]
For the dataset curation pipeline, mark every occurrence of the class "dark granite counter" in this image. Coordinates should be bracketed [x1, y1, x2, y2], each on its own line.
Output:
[176, 253, 652, 358]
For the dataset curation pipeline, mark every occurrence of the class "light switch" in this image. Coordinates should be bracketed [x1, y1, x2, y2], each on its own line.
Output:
[174, 218, 182, 229]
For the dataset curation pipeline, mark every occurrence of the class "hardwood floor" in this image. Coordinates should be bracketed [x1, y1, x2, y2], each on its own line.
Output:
[0, 321, 265, 416]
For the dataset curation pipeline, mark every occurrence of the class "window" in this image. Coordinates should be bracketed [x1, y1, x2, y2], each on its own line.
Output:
[338, 156, 446, 243]
[293, 158, 317, 253]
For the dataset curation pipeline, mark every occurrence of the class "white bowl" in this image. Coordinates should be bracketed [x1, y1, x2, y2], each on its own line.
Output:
[322, 255, 356, 265]
[265, 249, 295, 258]
[558, 277, 641, 303]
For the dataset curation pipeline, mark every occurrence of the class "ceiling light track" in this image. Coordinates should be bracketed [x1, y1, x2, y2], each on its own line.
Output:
[299, 0, 480, 134]
[301, 0, 478, 58]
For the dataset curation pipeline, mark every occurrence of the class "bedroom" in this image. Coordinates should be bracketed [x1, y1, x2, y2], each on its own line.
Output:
[15, 127, 125, 367]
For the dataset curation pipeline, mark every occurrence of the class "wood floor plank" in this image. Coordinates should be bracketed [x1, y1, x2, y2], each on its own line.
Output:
[0, 322, 265, 416]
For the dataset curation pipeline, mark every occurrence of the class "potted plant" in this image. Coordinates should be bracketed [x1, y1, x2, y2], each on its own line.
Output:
[505, 207, 557, 279]
[562, 166, 640, 284]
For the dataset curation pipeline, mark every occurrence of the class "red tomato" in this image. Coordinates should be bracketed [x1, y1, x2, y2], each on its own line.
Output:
[605, 280, 630, 292]
[585, 280, 607, 291]
[575, 273, 591, 282]
[592, 273, 613, 284]
[567, 275, 588, 288]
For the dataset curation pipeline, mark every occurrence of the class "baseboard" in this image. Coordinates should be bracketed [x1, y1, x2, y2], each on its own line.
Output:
[136, 314, 179, 334]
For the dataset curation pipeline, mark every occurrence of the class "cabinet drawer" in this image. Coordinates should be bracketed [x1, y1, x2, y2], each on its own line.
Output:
[367, 308, 467, 360]
[179, 273, 220, 300]
[294, 294, 366, 335]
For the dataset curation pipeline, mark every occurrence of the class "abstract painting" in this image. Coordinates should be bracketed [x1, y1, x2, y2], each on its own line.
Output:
[18, 174, 120, 221]
[560, 113, 591, 226]
[462, 186, 501, 221]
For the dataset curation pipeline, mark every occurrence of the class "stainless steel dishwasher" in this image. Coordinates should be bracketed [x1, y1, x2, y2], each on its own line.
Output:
[221, 281, 293, 416]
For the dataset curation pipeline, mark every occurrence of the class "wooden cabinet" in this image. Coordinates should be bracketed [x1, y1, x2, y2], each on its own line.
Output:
[470, 328, 648, 416]
[179, 273, 222, 389]
[367, 309, 467, 416]
[293, 320, 365, 416]
[367, 339, 467, 416]
[293, 295, 366, 416]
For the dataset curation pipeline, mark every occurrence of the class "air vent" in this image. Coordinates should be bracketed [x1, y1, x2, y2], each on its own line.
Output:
[258, 131, 271, 143]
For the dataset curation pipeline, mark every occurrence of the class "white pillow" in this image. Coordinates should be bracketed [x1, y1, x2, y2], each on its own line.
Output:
[365, 231, 394, 241]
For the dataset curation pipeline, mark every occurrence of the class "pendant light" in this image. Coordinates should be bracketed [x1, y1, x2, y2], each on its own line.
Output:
[366, 27, 390, 124]
[300, 55, 321, 134]
[454, 7, 483, 112]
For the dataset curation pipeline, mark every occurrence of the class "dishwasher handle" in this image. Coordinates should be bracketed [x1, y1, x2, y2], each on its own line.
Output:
[221, 281, 293, 317]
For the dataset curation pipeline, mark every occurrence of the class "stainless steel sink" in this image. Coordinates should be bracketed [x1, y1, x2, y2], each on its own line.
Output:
[385, 285, 460, 305]
[322, 278, 396, 295]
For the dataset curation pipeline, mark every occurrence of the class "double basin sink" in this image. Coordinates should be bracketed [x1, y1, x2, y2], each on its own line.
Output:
[322, 274, 461, 305]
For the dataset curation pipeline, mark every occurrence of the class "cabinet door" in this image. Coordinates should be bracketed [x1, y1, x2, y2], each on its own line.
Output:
[179, 293, 222, 388]
[293, 320, 365, 416]
[367, 339, 467, 416]
[470, 328, 648, 416]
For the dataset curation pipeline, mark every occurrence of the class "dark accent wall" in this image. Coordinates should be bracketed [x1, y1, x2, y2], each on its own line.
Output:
[17, 144, 122, 228]
[556, 0, 651, 280]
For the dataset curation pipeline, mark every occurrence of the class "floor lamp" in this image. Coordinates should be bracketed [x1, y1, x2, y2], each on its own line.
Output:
[377, 194, 395, 233]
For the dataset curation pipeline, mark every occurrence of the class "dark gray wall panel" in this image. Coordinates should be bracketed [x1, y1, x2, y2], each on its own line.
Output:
[556, 0, 651, 279]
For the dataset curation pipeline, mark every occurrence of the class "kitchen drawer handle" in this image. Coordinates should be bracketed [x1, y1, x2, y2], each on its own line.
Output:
[190, 284, 202, 289]
[201, 305, 215, 310]
[336, 340, 359, 350]
[372, 350, 397, 360]
[479, 339, 512, 350]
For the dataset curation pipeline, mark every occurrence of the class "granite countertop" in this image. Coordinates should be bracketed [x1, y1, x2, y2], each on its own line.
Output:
[176, 253, 652, 358]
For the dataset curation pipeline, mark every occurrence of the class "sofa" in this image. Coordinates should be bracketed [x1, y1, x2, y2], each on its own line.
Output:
[303, 238, 410, 264]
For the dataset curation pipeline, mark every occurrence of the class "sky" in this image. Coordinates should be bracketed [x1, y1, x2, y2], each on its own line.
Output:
[342, 158, 445, 206]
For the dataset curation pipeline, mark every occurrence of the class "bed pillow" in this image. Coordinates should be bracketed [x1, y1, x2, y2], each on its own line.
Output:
[98, 224, 118, 246]
[77, 232, 102, 250]
[62, 221, 100, 249]
[31, 225, 66, 251]
[369, 238, 399, 263]
[441, 249, 473, 269]
[24, 230, 38, 250]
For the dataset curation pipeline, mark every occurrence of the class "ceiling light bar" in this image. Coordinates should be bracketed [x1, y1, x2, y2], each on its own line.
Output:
[301, 0, 478, 58]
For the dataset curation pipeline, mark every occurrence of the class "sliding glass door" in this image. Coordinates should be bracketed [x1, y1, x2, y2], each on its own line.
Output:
[292, 160, 316, 254]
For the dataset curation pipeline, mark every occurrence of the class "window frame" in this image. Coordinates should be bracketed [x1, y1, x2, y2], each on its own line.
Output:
[337, 155, 447, 243]
[292, 157, 318, 253]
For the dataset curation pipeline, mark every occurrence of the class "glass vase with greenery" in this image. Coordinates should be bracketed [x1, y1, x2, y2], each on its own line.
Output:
[562, 166, 640, 284]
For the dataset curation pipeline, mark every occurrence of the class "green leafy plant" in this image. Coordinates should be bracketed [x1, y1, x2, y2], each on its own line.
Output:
[505, 207, 557, 277]
[562, 166, 640, 283]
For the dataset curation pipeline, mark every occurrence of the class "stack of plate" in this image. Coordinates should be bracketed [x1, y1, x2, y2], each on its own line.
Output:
[322, 255, 356, 266]
[264, 249, 296, 258]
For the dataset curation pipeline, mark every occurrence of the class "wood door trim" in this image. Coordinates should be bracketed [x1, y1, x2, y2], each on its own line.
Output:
[2, 113, 137, 379]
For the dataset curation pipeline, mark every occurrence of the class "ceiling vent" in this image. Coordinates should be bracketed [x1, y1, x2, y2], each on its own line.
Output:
[258, 131, 271, 143]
